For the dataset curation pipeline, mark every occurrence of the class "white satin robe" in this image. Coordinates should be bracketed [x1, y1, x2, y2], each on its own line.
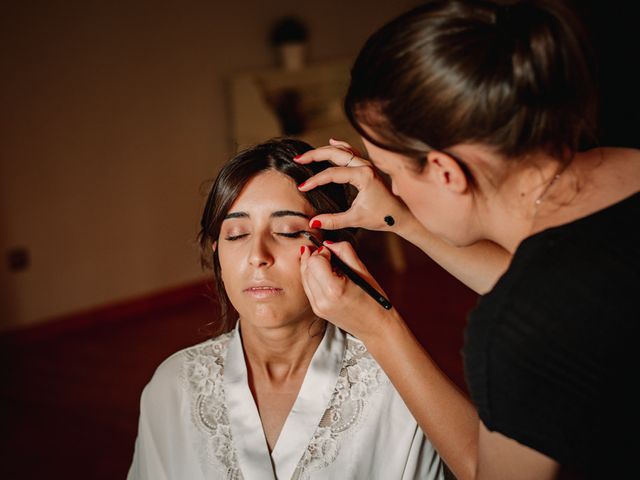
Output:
[127, 323, 444, 480]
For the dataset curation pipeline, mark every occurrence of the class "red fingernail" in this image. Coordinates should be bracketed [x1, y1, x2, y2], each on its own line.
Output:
[311, 220, 321, 229]
[298, 181, 306, 188]
[317, 246, 324, 253]
[293, 155, 302, 160]
[300, 246, 305, 255]
[324, 240, 334, 244]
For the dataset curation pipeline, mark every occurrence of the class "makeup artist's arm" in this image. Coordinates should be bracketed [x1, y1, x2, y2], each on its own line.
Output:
[299, 243, 562, 480]
[394, 212, 511, 294]
[300, 241, 478, 479]
[295, 143, 510, 294]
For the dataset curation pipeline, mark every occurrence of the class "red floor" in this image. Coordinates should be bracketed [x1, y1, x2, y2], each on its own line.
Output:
[0, 240, 477, 479]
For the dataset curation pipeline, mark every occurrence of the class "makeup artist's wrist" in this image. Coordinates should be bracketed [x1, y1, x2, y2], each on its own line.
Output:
[391, 209, 426, 244]
[358, 307, 406, 354]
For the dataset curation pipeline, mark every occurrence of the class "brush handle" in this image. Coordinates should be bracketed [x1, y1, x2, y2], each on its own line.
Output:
[329, 255, 393, 310]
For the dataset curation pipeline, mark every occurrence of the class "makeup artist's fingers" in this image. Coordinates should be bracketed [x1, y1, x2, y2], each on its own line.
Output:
[300, 245, 390, 339]
[294, 145, 370, 168]
[299, 165, 374, 193]
[307, 211, 355, 231]
[299, 245, 320, 305]
[300, 246, 344, 314]
[300, 165, 410, 232]
[305, 250, 351, 312]
[328, 138, 362, 158]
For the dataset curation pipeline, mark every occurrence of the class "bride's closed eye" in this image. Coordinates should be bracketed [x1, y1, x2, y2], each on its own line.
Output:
[223, 230, 307, 241]
[224, 233, 249, 241]
[276, 230, 306, 239]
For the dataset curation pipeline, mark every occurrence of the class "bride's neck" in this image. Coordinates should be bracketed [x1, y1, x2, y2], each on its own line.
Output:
[239, 317, 326, 383]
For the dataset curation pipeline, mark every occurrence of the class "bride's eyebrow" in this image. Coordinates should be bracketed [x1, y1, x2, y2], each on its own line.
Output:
[224, 212, 249, 220]
[270, 210, 309, 219]
[223, 210, 309, 220]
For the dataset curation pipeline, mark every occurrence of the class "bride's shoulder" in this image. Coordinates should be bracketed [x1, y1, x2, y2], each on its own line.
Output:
[146, 330, 236, 395]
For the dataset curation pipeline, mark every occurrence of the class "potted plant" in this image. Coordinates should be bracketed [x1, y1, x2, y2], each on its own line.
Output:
[269, 16, 309, 71]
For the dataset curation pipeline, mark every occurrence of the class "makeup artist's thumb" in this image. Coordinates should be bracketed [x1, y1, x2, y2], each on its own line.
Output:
[310, 211, 354, 231]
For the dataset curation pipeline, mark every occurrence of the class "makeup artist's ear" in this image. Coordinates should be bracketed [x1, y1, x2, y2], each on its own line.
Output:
[424, 151, 469, 194]
[211, 241, 217, 253]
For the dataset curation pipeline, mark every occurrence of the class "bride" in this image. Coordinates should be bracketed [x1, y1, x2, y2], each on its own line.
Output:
[127, 139, 444, 480]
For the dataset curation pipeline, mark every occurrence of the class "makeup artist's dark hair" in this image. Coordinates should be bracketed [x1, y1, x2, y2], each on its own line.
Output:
[345, 0, 597, 173]
[198, 138, 356, 336]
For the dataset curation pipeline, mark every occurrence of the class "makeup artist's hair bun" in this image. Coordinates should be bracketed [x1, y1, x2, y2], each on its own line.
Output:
[345, 0, 596, 164]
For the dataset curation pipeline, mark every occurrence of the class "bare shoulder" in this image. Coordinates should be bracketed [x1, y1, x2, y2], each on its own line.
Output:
[581, 147, 640, 193]
[535, 148, 639, 231]
[571, 148, 640, 209]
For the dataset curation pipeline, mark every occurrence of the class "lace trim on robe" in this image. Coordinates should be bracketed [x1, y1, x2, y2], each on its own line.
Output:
[292, 338, 389, 479]
[181, 332, 388, 480]
[181, 331, 244, 480]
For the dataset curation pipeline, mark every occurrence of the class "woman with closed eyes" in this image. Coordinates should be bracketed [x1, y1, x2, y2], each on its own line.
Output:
[127, 138, 445, 480]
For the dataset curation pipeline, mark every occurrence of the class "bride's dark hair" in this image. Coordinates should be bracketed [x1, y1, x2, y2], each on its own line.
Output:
[198, 138, 356, 335]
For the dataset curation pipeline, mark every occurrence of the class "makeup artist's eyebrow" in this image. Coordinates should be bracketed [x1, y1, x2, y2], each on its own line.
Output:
[223, 210, 309, 220]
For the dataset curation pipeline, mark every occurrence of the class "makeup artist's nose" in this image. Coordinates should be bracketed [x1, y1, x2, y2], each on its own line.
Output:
[248, 236, 274, 268]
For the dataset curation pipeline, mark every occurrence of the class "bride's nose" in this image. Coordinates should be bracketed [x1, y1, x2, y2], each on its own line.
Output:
[247, 235, 275, 268]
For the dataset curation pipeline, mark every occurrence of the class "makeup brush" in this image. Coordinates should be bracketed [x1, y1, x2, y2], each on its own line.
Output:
[302, 231, 392, 310]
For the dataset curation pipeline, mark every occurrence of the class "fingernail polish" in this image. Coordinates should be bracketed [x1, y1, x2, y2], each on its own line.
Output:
[298, 181, 306, 188]
[300, 246, 305, 255]
[317, 246, 324, 253]
[311, 220, 321, 229]
[324, 240, 334, 244]
[293, 155, 301, 160]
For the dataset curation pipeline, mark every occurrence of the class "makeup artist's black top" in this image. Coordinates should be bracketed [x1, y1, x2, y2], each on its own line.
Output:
[464, 191, 640, 478]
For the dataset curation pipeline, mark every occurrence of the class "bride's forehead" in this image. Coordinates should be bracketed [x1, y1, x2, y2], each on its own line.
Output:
[228, 170, 309, 211]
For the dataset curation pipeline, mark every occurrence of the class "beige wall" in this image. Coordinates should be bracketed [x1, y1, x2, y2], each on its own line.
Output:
[0, 0, 411, 330]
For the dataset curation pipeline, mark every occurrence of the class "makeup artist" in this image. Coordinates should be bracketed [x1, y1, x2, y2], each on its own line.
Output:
[296, 1, 640, 479]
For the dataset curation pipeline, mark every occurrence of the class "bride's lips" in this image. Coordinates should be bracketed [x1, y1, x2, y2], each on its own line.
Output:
[243, 285, 284, 298]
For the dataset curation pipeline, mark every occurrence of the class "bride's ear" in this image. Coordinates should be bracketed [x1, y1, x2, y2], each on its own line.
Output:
[424, 151, 470, 194]
[211, 241, 217, 253]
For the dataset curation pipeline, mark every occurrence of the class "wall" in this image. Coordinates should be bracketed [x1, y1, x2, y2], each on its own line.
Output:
[0, 0, 412, 329]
